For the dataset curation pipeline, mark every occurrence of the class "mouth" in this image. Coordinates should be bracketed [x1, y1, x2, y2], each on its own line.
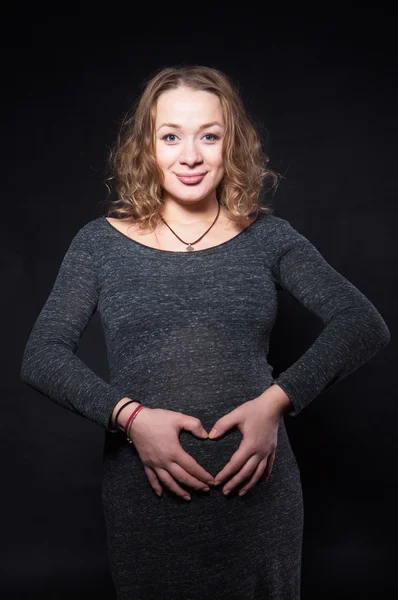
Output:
[175, 173, 207, 185]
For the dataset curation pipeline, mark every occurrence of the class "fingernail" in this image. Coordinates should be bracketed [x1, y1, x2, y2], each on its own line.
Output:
[156, 490, 162, 497]
[223, 489, 231, 496]
[214, 480, 222, 486]
[238, 490, 246, 496]
[208, 428, 217, 438]
[183, 495, 191, 501]
[202, 487, 210, 492]
[206, 480, 215, 486]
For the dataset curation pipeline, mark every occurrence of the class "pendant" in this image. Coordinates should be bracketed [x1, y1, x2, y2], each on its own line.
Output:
[186, 245, 194, 252]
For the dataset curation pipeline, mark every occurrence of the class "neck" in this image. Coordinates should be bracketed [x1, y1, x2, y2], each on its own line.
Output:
[160, 196, 221, 226]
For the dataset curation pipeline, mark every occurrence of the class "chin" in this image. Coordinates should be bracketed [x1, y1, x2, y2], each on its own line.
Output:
[164, 186, 216, 203]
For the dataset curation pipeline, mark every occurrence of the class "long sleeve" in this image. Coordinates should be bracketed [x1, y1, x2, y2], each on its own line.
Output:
[270, 217, 391, 417]
[20, 226, 129, 431]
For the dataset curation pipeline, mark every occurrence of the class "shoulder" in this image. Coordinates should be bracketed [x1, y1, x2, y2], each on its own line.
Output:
[65, 217, 105, 254]
[77, 216, 104, 236]
[256, 212, 309, 250]
[255, 212, 325, 280]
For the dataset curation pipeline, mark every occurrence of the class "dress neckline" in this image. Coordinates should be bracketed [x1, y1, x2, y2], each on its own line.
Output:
[101, 213, 263, 255]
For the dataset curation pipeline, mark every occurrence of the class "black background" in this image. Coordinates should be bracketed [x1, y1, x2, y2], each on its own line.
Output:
[3, 12, 397, 599]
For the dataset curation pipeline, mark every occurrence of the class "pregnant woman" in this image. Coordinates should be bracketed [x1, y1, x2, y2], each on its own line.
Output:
[21, 64, 391, 599]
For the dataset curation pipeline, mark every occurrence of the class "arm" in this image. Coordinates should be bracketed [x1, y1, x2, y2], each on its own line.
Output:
[20, 225, 134, 432]
[269, 217, 391, 417]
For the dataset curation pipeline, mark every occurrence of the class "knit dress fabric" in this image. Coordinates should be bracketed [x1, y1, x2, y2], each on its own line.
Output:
[20, 211, 390, 599]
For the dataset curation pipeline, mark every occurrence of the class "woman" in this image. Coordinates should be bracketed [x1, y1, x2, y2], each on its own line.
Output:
[20, 65, 391, 599]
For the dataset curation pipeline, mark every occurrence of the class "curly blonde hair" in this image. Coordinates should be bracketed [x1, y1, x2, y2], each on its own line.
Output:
[105, 65, 279, 231]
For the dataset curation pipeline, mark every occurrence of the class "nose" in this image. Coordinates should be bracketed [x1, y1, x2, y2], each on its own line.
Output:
[178, 138, 203, 168]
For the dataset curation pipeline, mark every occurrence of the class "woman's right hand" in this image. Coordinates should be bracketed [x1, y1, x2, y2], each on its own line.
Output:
[121, 406, 216, 500]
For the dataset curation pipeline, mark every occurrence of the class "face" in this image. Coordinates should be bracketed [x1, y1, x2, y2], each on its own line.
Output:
[154, 86, 225, 206]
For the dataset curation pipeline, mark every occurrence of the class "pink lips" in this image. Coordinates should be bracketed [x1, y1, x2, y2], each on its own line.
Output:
[175, 173, 206, 185]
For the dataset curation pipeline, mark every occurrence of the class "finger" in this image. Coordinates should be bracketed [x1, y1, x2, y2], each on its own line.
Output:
[144, 465, 163, 497]
[238, 458, 268, 496]
[213, 442, 255, 484]
[263, 451, 276, 483]
[176, 447, 216, 485]
[207, 415, 236, 439]
[155, 467, 193, 500]
[168, 462, 212, 491]
[219, 454, 259, 494]
[179, 415, 209, 439]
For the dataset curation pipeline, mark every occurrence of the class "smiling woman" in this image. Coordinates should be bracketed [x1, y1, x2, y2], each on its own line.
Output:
[105, 65, 279, 234]
[20, 64, 390, 600]
[154, 87, 226, 219]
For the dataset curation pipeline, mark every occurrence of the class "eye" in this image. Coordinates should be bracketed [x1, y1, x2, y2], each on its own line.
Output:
[162, 134, 178, 143]
[203, 134, 220, 142]
[162, 133, 221, 144]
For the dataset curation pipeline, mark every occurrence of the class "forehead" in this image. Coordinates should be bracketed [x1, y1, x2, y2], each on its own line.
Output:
[155, 87, 223, 124]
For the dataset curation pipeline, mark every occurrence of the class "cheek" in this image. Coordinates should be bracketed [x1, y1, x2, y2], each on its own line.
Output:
[155, 144, 174, 169]
[208, 147, 224, 169]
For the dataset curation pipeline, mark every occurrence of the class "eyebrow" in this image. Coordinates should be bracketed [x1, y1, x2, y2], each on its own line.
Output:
[156, 121, 223, 132]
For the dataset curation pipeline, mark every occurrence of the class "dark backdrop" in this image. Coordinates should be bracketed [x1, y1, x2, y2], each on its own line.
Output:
[3, 12, 397, 600]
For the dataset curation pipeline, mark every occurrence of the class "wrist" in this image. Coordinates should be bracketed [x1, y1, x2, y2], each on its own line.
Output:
[111, 397, 141, 431]
[118, 403, 143, 432]
[257, 384, 292, 415]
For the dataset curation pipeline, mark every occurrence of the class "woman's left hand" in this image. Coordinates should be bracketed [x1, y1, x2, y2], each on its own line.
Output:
[208, 389, 288, 496]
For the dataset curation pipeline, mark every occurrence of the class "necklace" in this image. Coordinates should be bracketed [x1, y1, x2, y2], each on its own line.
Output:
[159, 201, 221, 251]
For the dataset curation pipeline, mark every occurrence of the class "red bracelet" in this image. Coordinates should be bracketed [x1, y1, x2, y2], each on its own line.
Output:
[123, 404, 144, 436]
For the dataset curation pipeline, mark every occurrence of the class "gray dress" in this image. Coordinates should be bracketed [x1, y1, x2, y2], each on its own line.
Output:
[20, 211, 390, 599]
